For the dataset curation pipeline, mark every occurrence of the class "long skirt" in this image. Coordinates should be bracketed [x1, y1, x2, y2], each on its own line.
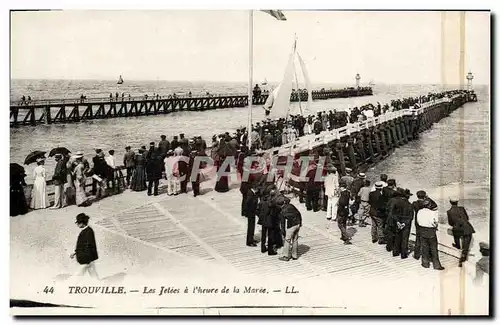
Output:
[64, 174, 76, 206]
[74, 178, 88, 206]
[30, 177, 48, 209]
[214, 162, 230, 193]
[131, 166, 147, 191]
[10, 183, 29, 216]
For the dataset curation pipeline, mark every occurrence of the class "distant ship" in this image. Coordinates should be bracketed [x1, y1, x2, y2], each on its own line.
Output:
[117, 75, 124, 85]
[368, 80, 375, 86]
[262, 78, 268, 86]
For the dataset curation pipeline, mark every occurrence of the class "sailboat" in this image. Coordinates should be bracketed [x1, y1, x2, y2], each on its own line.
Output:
[117, 75, 124, 85]
[262, 78, 268, 86]
[369, 80, 375, 87]
[261, 37, 314, 192]
[262, 37, 313, 135]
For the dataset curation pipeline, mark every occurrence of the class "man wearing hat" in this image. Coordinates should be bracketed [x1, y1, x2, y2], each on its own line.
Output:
[391, 189, 415, 259]
[324, 165, 339, 221]
[369, 181, 387, 244]
[277, 196, 302, 261]
[123, 146, 135, 188]
[447, 197, 475, 267]
[370, 174, 388, 192]
[244, 185, 259, 247]
[337, 185, 352, 244]
[51, 153, 67, 209]
[417, 204, 445, 270]
[349, 172, 366, 224]
[159, 135, 170, 159]
[71, 213, 99, 278]
[412, 190, 438, 260]
[171, 136, 180, 152]
[339, 167, 355, 191]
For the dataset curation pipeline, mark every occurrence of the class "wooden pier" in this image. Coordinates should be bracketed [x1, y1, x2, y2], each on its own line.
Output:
[11, 91, 488, 314]
[23, 91, 470, 202]
[10, 87, 373, 126]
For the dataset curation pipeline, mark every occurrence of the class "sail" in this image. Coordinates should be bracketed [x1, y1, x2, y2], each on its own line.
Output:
[269, 50, 295, 119]
[117, 75, 124, 84]
[263, 85, 278, 110]
[297, 52, 312, 115]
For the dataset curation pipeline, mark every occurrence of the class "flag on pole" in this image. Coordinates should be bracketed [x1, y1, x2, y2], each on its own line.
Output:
[261, 10, 287, 21]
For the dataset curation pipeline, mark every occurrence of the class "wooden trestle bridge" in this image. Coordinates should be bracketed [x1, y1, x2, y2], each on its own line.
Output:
[10, 87, 373, 126]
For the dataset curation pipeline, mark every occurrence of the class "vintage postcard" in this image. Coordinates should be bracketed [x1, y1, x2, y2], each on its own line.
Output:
[9, 9, 490, 315]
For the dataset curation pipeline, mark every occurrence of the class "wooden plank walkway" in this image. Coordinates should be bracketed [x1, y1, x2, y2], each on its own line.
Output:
[91, 177, 460, 281]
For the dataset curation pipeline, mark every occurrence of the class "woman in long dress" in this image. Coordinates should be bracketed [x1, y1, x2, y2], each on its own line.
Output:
[64, 154, 76, 206]
[30, 158, 49, 209]
[131, 149, 147, 191]
[74, 159, 89, 207]
[10, 167, 29, 216]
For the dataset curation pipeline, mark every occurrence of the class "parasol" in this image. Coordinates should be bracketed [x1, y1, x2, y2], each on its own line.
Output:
[24, 151, 47, 165]
[49, 147, 71, 157]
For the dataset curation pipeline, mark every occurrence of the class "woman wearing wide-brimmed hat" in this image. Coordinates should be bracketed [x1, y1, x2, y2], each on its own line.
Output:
[30, 157, 49, 210]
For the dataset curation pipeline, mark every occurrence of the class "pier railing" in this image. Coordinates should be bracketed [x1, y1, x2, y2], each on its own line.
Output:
[22, 95, 455, 201]
[265, 97, 452, 156]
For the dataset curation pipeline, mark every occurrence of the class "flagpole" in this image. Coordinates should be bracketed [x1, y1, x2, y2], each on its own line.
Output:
[247, 10, 254, 149]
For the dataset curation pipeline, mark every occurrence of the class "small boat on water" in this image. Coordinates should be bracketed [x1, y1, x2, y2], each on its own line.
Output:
[117, 75, 124, 85]
[262, 78, 268, 86]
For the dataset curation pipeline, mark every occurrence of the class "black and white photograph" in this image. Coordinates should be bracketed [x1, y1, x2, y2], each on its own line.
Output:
[8, 8, 491, 315]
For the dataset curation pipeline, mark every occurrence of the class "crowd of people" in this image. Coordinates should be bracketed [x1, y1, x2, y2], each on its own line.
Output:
[10, 89, 470, 216]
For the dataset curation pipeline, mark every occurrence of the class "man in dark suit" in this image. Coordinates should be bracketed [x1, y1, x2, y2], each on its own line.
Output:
[51, 154, 67, 209]
[71, 213, 99, 278]
[392, 188, 414, 259]
[384, 181, 399, 252]
[146, 148, 162, 196]
[123, 146, 135, 188]
[244, 186, 259, 247]
[447, 197, 476, 267]
[258, 187, 277, 255]
[368, 181, 386, 244]
[337, 185, 352, 245]
[159, 135, 170, 159]
[189, 150, 207, 197]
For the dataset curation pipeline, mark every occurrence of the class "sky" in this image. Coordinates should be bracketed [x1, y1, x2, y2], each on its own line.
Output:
[10, 10, 490, 85]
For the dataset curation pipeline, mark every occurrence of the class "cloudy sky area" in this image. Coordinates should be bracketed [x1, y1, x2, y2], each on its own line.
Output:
[11, 10, 489, 85]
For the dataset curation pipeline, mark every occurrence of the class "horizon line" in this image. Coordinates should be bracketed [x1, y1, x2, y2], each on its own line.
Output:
[9, 78, 488, 87]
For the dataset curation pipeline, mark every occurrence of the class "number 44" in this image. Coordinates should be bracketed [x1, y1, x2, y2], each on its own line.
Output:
[43, 286, 54, 294]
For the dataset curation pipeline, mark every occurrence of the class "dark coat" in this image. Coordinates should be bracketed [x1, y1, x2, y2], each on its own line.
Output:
[369, 189, 386, 217]
[337, 189, 350, 217]
[351, 178, 365, 199]
[447, 206, 475, 236]
[392, 197, 414, 223]
[280, 203, 302, 229]
[244, 189, 259, 218]
[52, 159, 67, 185]
[158, 140, 170, 156]
[75, 226, 98, 265]
[258, 197, 273, 227]
[145, 153, 163, 180]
